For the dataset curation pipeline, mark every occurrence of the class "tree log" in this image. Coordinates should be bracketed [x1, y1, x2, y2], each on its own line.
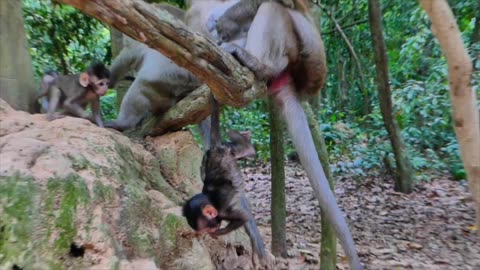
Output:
[55, 0, 266, 111]
[419, 0, 480, 232]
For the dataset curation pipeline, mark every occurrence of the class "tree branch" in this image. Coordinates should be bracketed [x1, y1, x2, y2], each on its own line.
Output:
[55, 0, 266, 109]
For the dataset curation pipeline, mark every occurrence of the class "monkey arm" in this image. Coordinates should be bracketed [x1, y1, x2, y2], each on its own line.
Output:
[90, 99, 104, 127]
[46, 86, 63, 121]
[213, 208, 249, 236]
[215, 1, 259, 41]
[220, 43, 278, 81]
[63, 91, 91, 119]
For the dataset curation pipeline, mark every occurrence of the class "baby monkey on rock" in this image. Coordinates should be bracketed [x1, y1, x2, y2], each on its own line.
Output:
[37, 62, 110, 127]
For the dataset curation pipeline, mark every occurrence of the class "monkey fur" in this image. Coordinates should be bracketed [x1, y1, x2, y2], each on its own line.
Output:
[38, 62, 110, 127]
[183, 93, 256, 237]
[105, 3, 201, 131]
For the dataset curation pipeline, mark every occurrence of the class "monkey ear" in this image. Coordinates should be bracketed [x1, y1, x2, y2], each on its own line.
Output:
[202, 204, 218, 218]
[227, 130, 256, 159]
[79, 73, 90, 87]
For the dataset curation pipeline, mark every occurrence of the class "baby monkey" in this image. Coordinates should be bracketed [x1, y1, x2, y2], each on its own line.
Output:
[183, 94, 256, 236]
[37, 62, 110, 127]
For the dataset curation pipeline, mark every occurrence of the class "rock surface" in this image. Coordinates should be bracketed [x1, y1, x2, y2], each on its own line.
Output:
[0, 99, 263, 270]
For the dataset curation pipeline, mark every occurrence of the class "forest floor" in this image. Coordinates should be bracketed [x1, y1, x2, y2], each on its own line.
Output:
[243, 162, 479, 270]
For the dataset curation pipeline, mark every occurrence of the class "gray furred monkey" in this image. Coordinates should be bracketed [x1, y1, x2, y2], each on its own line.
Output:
[107, 1, 267, 258]
[37, 62, 110, 127]
[210, 0, 363, 269]
[105, 3, 200, 131]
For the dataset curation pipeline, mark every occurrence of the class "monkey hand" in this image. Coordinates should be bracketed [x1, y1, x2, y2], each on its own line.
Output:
[220, 43, 239, 55]
[216, 17, 240, 43]
[47, 112, 65, 121]
[208, 232, 219, 239]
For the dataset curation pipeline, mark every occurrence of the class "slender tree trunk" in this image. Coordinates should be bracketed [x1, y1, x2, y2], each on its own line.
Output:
[0, 0, 38, 113]
[472, 0, 480, 44]
[419, 0, 480, 232]
[368, 0, 415, 193]
[320, 4, 370, 115]
[268, 96, 287, 258]
[303, 102, 337, 270]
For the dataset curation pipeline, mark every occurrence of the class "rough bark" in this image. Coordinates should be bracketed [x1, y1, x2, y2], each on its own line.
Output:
[368, 0, 415, 193]
[268, 97, 287, 258]
[419, 0, 480, 232]
[55, 0, 265, 110]
[0, 0, 38, 113]
[303, 102, 337, 270]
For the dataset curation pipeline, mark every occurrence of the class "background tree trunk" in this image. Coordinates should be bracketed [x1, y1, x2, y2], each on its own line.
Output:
[0, 0, 38, 113]
[419, 0, 480, 232]
[368, 0, 415, 193]
[471, 0, 480, 45]
[303, 102, 337, 270]
[268, 97, 287, 258]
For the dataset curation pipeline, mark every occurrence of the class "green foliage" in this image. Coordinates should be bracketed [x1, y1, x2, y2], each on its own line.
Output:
[23, 0, 110, 78]
[100, 90, 118, 121]
[223, 100, 271, 160]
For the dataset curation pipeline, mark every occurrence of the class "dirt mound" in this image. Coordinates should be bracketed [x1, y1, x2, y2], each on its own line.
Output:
[0, 99, 269, 270]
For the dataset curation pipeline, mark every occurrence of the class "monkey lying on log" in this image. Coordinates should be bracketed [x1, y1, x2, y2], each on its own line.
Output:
[37, 62, 110, 127]
[206, 0, 363, 269]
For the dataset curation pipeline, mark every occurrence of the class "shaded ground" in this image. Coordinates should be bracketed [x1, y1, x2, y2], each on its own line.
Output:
[243, 162, 479, 270]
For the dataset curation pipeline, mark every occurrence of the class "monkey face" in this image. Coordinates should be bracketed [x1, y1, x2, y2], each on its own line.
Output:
[183, 194, 221, 234]
[90, 76, 109, 96]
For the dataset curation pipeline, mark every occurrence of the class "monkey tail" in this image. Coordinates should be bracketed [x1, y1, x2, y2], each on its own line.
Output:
[240, 193, 266, 259]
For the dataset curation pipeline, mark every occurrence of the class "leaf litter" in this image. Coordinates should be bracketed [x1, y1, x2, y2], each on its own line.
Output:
[243, 162, 479, 269]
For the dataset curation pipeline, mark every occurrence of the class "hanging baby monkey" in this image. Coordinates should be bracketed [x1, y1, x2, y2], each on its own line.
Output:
[37, 62, 110, 127]
[183, 94, 256, 236]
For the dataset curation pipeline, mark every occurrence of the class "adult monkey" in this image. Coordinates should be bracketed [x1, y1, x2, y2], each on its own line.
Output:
[107, 1, 267, 259]
[105, 3, 200, 131]
[184, 0, 271, 260]
[201, 1, 363, 269]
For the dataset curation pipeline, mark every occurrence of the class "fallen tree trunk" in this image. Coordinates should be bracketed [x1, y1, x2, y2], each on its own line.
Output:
[55, 0, 266, 123]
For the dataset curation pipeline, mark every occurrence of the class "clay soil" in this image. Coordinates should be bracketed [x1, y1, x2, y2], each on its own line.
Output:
[243, 162, 479, 270]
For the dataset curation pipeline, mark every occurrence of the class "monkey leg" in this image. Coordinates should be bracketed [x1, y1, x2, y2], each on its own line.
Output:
[105, 80, 151, 131]
[287, 9, 327, 95]
[220, 2, 297, 80]
[46, 86, 62, 121]
[198, 116, 212, 151]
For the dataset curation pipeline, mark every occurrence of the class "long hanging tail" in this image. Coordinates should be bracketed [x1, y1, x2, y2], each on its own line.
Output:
[241, 193, 266, 258]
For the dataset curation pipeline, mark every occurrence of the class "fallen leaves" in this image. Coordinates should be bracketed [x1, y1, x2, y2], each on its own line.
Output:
[243, 162, 480, 269]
